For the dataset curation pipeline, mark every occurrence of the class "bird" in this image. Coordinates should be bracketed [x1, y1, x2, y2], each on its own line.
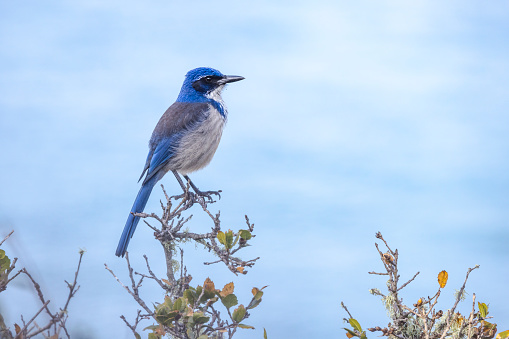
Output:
[115, 67, 244, 257]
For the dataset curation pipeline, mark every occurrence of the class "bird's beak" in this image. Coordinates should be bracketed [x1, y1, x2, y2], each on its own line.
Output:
[218, 75, 245, 84]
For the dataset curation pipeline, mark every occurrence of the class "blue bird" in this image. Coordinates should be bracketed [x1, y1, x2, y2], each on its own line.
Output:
[116, 67, 244, 257]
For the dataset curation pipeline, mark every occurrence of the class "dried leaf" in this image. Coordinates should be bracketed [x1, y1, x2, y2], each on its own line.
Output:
[236, 267, 245, 273]
[162, 279, 171, 286]
[204, 277, 215, 292]
[220, 282, 234, 297]
[344, 328, 357, 338]
[382, 252, 394, 265]
[14, 324, 21, 334]
[438, 270, 448, 288]
[155, 324, 166, 336]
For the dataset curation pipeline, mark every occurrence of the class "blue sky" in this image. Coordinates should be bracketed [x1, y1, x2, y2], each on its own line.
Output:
[1, 1, 508, 338]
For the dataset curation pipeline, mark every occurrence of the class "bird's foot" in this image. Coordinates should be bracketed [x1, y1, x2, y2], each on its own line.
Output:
[173, 190, 221, 204]
[194, 189, 222, 203]
[174, 190, 196, 202]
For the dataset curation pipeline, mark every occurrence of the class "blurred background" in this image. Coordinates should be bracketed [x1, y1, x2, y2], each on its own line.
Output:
[1, 0, 508, 338]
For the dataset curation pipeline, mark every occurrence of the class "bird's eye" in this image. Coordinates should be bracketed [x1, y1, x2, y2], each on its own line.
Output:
[204, 76, 213, 83]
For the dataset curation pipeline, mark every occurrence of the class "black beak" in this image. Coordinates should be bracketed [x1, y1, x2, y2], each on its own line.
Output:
[218, 75, 245, 84]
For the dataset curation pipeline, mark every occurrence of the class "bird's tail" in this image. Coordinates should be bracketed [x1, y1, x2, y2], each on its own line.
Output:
[115, 174, 159, 257]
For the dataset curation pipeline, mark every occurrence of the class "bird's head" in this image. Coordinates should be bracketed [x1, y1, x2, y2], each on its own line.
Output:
[177, 67, 244, 102]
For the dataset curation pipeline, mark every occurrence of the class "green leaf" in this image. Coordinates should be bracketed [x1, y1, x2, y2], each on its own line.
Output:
[247, 298, 262, 310]
[0, 255, 10, 272]
[217, 231, 226, 245]
[239, 230, 252, 241]
[349, 318, 363, 333]
[232, 233, 240, 247]
[163, 295, 173, 308]
[197, 335, 209, 339]
[196, 286, 203, 298]
[253, 290, 263, 300]
[148, 333, 161, 339]
[478, 302, 489, 318]
[135, 332, 141, 339]
[0, 249, 5, 259]
[238, 323, 255, 329]
[232, 305, 246, 323]
[173, 297, 186, 311]
[155, 309, 179, 326]
[221, 294, 238, 309]
[192, 312, 210, 324]
[184, 289, 196, 306]
[225, 230, 234, 249]
[264, 328, 268, 339]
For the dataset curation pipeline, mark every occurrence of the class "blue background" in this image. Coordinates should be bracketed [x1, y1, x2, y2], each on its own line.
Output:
[1, 1, 508, 338]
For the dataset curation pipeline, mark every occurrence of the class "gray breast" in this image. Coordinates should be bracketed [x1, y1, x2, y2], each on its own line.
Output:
[168, 107, 225, 175]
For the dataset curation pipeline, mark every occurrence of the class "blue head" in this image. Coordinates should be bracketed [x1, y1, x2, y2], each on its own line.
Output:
[176, 67, 244, 103]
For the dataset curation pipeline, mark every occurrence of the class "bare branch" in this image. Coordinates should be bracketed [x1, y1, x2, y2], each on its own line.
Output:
[15, 300, 50, 339]
[0, 230, 14, 247]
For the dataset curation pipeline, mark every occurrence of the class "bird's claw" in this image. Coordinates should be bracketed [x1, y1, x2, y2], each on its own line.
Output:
[174, 190, 221, 204]
[195, 190, 221, 203]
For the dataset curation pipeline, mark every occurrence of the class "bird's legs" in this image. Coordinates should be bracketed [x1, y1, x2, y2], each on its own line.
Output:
[172, 170, 221, 202]
[183, 175, 221, 200]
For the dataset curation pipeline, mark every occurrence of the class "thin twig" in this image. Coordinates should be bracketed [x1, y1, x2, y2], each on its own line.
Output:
[0, 230, 14, 247]
[440, 265, 479, 339]
[14, 300, 50, 339]
[397, 271, 420, 291]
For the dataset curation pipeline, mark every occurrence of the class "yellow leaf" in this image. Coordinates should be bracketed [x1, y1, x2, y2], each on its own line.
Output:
[204, 277, 215, 292]
[455, 314, 465, 325]
[220, 282, 235, 297]
[496, 330, 509, 339]
[346, 332, 354, 338]
[438, 270, 448, 288]
[417, 298, 423, 306]
[236, 267, 245, 273]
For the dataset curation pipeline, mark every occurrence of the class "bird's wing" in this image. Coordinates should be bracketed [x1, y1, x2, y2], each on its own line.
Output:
[140, 101, 211, 184]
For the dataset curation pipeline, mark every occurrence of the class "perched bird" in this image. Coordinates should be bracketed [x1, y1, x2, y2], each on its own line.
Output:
[116, 67, 244, 257]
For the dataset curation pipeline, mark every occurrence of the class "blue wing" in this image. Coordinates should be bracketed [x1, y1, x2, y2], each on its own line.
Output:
[116, 101, 212, 257]
[139, 101, 211, 184]
[141, 134, 180, 184]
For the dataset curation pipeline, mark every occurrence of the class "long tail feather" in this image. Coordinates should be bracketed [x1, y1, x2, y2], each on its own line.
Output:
[115, 175, 159, 257]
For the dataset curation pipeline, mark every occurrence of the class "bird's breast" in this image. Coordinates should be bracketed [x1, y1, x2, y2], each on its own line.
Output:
[169, 108, 225, 174]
